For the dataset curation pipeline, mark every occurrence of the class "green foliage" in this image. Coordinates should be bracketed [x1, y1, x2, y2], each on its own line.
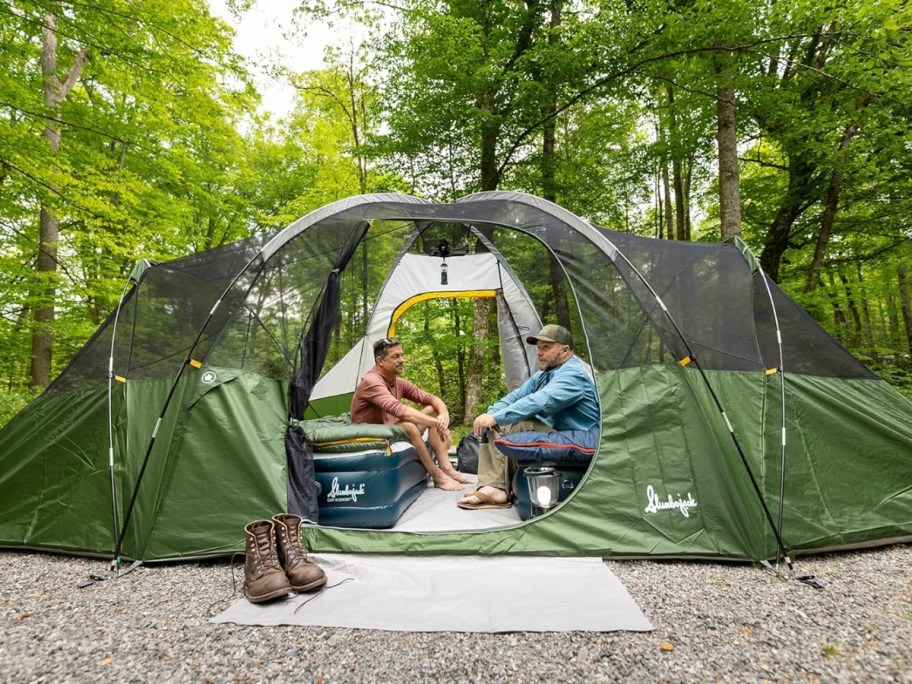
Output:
[511, 99, 655, 230]
[3, 0, 912, 419]
[0, 0, 260, 390]
[395, 298, 506, 426]
[862, 360, 912, 400]
[0, 386, 40, 429]
[368, 0, 631, 196]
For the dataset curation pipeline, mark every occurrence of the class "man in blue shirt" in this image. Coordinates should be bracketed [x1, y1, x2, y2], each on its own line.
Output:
[458, 324, 600, 509]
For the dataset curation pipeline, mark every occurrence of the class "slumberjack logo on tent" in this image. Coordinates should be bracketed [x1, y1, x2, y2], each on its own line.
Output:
[644, 484, 698, 518]
[327, 477, 366, 503]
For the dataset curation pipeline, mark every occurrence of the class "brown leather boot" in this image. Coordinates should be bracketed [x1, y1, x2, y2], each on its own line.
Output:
[244, 519, 292, 603]
[272, 513, 327, 592]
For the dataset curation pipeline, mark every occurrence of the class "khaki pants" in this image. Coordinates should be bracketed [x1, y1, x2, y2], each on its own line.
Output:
[476, 419, 554, 496]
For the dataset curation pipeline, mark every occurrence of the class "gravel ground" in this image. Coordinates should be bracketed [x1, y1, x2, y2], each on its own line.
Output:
[1, 544, 910, 683]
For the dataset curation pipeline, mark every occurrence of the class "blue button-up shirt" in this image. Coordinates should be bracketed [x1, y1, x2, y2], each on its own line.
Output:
[487, 355, 600, 431]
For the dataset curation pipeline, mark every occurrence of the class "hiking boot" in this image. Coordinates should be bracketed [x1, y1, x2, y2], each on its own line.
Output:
[272, 513, 327, 592]
[243, 519, 292, 603]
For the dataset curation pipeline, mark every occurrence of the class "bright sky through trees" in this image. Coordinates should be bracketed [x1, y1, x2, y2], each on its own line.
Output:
[208, 0, 330, 116]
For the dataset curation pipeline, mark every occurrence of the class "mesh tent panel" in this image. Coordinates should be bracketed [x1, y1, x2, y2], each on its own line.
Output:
[759, 278, 875, 379]
[47, 194, 876, 400]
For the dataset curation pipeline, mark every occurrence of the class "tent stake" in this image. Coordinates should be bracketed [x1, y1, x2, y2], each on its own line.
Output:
[77, 559, 143, 589]
[760, 559, 825, 590]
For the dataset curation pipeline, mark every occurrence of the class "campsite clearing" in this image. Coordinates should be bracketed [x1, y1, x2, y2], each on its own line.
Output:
[2, 545, 909, 682]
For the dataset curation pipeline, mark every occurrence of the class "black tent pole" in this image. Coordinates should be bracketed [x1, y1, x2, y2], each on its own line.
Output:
[111, 353, 194, 565]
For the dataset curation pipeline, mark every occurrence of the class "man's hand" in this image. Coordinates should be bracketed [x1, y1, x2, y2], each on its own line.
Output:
[434, 409, 449, 439]
[472, 412, 497, 437]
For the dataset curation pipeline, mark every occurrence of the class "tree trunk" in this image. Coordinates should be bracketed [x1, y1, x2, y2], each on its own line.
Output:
[664, 87, 688, 241]
[463, 298, 491, 421]
[348, 56, 368, 195]
[803, 168, 839, 295]
[466, 110, 495, 412]
[683, 162, 693, 240]
[672, 158, 686, 241]
[463, 85, 500, 412]
[898, 261, 912, 356]
[539, 0, 569, 328]
[656, 96, 673, 240]
[540, 0, 560, 202]
[839, 272, 862, 347]
[30, 206, 58, 387]
[30, 12, 89, 387]
[856, 263, 873, 348]
[479, 87, 500, 191]
[454, 302, 466, 421]
[886, 290, 900, 349]
[548, 258, 570, 328]
[826, 271, 847, 338]
[661, 161, 673, 240]
[428, 312, 446, 395]
[715, 53, 742, 240]
[540, 67, 569, 323]
[759, 158, 816, 282]
[804, 96, 869, 294]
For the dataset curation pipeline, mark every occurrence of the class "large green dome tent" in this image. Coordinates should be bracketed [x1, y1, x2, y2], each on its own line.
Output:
[0, 191, 910, 562]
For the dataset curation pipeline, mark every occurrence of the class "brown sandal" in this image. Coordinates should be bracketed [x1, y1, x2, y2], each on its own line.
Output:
[457, 489, 511, 510]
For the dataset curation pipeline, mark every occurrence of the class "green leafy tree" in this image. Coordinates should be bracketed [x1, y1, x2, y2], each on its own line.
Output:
[0, 0, 256, 389]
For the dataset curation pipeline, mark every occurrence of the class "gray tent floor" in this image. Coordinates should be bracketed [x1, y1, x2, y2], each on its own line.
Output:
[392, 475, 521, 532]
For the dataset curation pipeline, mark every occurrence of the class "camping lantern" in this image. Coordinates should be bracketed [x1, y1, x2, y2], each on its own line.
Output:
[525, 466, 560, 516]
[440, 260, 448, 285]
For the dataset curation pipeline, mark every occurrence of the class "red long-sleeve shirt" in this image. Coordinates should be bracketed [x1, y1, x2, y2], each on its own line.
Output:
[350, 366, 435, 425]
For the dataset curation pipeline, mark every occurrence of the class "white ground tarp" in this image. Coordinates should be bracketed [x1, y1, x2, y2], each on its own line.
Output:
[212, 554, 653, 633]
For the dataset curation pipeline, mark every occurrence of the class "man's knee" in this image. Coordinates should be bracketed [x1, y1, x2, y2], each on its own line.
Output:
[398, 421, 420, 438]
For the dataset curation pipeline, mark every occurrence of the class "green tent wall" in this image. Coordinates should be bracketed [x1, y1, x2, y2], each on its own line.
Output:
[0, 192, 910, 562]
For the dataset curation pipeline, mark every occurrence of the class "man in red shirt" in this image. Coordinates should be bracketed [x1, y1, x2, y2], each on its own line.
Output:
[350, 337, 471, 490]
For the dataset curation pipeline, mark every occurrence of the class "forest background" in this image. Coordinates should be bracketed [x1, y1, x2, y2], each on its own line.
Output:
[1, 0, 911, 429]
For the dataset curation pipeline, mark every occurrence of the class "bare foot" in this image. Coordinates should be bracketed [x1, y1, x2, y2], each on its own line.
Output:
[458, 486, 508, 506]
[441, 467, 473, 485]
[433, 474, 464, 491]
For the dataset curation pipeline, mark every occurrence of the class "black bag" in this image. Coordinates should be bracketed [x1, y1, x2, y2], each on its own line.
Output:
[456, 433, 480, 474]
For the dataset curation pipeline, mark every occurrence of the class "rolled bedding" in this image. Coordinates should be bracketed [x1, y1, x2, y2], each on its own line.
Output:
[295, 412, 409, 453]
